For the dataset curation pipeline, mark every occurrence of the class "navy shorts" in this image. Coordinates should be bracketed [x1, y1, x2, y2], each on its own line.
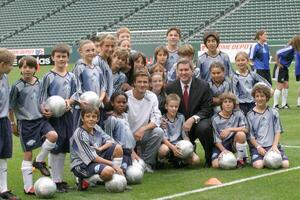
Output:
[239, 102, 255, 116]
[256, 69, 272, 85]
[212, 136, 236, 161]
[19, 118, 54, 152]
[274, 66, 289, 83]
[72, 162, 106, 179]
[250, 145, 288, 164]
[49, 111, 73, 154]
[296, 75, 300, 82]
[0, 117, 13, 158]
[98, 144, 116, 160]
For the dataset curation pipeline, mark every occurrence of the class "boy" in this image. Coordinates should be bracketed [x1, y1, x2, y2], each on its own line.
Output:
[0, 48, 20, 200]
[167, 44, 195, 84]
[116, 27, 131, 41]
[158, 93, 199, 167]
[39, 43, 77, 192]
[10, 56, 58, 195]
[70, 105, 124, 191]
[196, 30, 234, 82]
[247, 84, 289, 169]
[211, 92, 248, 168]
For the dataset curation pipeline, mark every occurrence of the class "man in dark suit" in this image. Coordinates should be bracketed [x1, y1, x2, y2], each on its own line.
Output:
[166, 58, 214, 167]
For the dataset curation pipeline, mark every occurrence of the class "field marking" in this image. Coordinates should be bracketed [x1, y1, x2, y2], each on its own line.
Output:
[282, 145, 300, 149]
[153, 166, 300, 200]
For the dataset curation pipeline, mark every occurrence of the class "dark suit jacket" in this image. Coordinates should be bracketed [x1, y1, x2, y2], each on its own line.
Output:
[166, 78, 213, 120]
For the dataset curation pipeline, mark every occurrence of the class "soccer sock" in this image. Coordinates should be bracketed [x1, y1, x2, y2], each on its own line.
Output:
[236, 142, 248, 161]
[112, 157, 123, 168]
[282, 89, 289, 106]
[297, 97, 300, 106]
[273, 89, 281, 106]
[36, 139, 56, 162]
[0, 159, 8, 193]
[21, 160, 33, 192]
[49, 153, 65, 183]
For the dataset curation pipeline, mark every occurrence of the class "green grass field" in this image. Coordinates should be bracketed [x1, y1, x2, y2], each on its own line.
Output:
[6, 65, 300, 200]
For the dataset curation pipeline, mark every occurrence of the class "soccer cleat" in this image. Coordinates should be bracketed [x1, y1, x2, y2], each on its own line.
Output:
[273, 104, 281, 110]
[32, 160, 50, 176]
[144, 164, 154, 173]
[0, 191, 20, 200]
[24, 187, 35, 195]
[76, 178, 89, 191]
[55, 182, 68, 193]
[237, 160, 245, 168]
[281, 104, 290, 109]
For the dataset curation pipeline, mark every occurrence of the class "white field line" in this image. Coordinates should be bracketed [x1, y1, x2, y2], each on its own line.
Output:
[153, 166, 300, 200]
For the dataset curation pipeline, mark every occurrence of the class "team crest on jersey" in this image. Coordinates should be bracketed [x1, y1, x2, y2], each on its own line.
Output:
[26, 139, 36, 146]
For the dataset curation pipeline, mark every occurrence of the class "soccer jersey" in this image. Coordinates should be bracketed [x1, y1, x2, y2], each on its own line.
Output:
[104, 113, 135, 149]
[249, 42, 270, 70]
[72, 60, 105, 96]
[10, 78, 42, 120]
[196, 51, 234, 81]
[212, 110, 247, 143]
[232, 71, 271, 103]
[208, 78, 232, 97]
[162, 113, 186, 144]
[276, 45, 295, 68]
[247, 107, 283, 147]
[165, 50, 179, 73]
[93, 55, 113, 98]
[70, 125, 114, 169]
[112, 71, 127, 93]
[0, 74, 10, 118]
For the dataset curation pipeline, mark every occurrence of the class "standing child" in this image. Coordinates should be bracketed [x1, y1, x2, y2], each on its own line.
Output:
[273, 35, 300, 109]
[39, 43, 77, 192]
[232, 51, 271, 115]
[70, 105, 124, 191]
[208, 62, 232, 113]
[295, 51, 300, 107]
[0, 48, 20, 200]
[150, 73, 167, 114]
[10, 56, 58, 194]
[211, 92, 248, 168]
[165, 27, 181, 78]
[158, 93, 199, 167]
[104, 91, 138, 170]
[247, 84, 289, 169]
[196, 30, 234, 82]
[72, 40, 105, 128]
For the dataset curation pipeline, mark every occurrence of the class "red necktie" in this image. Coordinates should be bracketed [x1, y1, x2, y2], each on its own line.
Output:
[183, 84, 189, 112]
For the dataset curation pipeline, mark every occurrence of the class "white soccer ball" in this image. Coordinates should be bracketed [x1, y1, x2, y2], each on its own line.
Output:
[80, 91, 100, 108]
[105, 174, 127, 193]
[45, 95, 66, 117]
[34, 177, 56, 198]
[126, 165, 144, 184]
[132, 159, 146, 172]
[263, 150, 282, 169]
[219, 151, 237, 169]
[175, 140, 194, 159]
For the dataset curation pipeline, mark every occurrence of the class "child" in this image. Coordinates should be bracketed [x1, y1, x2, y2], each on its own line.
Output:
[158, 93, 199, 167]
[126, 52, 148, 86]
[150, 63, 166, 81]
[211, 92, 248, 168]
[72, 40, 106, 128]
[196, 30, 234, 82]
[232, 51, 271, 115]
[151, 73, 166, 114]
[10, 56, 58, 194]
[70, 105, 124, 190]
[273, 35, 300, 109]
[116, 27, 131, 41]
[165, 27, 181, 77]
[118, 39, 131, 52]
[168, 44, 195, 84]
[295, 51, 300, 107]
[208, 62, 232, 113]
[150, 45, 168, 71]
[247, 84, 289, 169]
[249, 29, 272, 85]
[110, 47, 129, 93]
[39, 43, 77, 192]
[104, 91, 138, 170]
[0, 48, 20, 200]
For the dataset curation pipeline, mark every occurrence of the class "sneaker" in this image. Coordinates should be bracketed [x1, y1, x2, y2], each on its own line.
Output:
[55, 182, 68, 193]
[144, 164, 154, 173]
[32, 160, 50, 176]
[273, 104, 281, 110]
[76, 178, 89, 191]
[237, 160, 245, 168]
[0, 191, 20, 200]
[24, 187, 35, 195]
[281, 104, 290, 109]
[60, 181, 72, 190]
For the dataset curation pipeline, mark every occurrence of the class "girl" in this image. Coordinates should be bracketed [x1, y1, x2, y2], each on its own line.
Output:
[208, 62, 232, 113]
[104, 91, 139, 170]
[150, 73, 166, 114]
[232, 51, 271, 115]
[151, 45, 168, 70]
[72, 40, 105, 128]
[150, 63, 166, 81]
[118, 39, 131, 52]
[126, 52, 148, 86]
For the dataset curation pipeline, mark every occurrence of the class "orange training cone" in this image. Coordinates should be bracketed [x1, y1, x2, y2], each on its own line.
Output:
[204, 177, 222, 186]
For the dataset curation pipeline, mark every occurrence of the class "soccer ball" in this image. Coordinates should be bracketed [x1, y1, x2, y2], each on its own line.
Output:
[34, 177, 56, 198]
[105, 174, 127, 193]
[126, 165, 144, 184]
[263, 150, 282, 169]
[80, 91, 100, 108]
[132, 159, 146, 172]
[219, 151, 237, 169]
[45, 95, 66, 117]
[175, 140, 194, 159]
